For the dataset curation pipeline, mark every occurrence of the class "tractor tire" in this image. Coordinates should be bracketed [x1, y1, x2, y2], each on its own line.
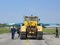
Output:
[20, 32, 26, 39]
[37, 32, 43, 40]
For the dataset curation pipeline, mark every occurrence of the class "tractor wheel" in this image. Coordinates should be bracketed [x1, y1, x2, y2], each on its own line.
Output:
[37, 32, 43, 40]
[20, 32, 26, 39]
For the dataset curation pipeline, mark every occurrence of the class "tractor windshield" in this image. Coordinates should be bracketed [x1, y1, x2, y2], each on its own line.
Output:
[25, 17, 38, 21]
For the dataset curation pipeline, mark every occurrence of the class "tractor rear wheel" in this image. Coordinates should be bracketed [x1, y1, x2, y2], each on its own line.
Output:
[37, 32, 43, 40]
[20, 32, 26, 39]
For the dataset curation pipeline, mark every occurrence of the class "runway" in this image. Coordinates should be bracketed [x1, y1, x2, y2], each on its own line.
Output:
[0, 33, 60, 45]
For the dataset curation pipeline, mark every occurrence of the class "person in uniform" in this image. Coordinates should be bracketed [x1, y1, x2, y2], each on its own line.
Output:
[56, 27, 59, 38]
[11, 26, 16, 40]
[16, 26, 20, 38]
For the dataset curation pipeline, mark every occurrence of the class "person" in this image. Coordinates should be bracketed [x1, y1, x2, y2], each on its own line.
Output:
[11, 26, 16, 40]
[16, 27, 20, 38]
[56, 27, 59, 38]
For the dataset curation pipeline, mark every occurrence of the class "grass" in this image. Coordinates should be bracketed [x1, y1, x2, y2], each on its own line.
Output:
[0, 27, 10, 34]
[58, 28, 60, 34]
[43, 27, 60, 34]
[0, 27, 60, 35]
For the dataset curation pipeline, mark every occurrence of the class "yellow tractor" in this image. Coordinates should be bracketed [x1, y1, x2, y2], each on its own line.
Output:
[20, 15, 43, 39]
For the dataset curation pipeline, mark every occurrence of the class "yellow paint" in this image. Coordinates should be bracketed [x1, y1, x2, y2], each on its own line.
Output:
[37, 26, 42, 31]
[20, 26, 26, 32]
[24, 21, 37, 26]
[25, 39, 29, 45]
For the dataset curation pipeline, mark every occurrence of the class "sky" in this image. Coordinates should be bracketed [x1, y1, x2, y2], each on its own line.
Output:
[0, 0, 60, 24]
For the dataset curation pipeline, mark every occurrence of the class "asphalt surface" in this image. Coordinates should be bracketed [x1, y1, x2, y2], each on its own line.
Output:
[0, 33, 60, 45]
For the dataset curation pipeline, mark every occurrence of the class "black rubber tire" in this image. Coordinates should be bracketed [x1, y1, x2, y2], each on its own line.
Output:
[20, 32, 26, 39]
[37, 35, 43, 40]
[37, 32, 43, 40]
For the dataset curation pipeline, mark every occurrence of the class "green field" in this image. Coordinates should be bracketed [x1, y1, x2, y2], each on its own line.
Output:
[43, 27, 60, 34]
[0, 27, 60, 34]
[0, 27, 10, 34]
